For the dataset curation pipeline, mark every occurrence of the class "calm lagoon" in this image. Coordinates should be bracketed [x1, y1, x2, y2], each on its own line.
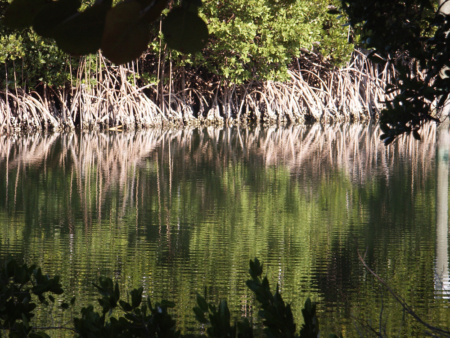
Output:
[0, 123, 449, 336]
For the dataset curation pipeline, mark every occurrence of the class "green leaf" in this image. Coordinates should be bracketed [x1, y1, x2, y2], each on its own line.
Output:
[33, 0, 81, 38]
[249, 258, 263, 279]
[193, 306, 208, 323]
[101, 1, 151, 65]
[4, 0, 48, 30]
[54, 3, 111, 55]
[162, 7, 208, 54]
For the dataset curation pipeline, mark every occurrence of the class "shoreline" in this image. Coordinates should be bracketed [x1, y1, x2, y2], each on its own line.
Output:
[0, 50, 393, 134]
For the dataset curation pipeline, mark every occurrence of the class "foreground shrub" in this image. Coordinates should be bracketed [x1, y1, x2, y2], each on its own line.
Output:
[0, 257, 339, 338]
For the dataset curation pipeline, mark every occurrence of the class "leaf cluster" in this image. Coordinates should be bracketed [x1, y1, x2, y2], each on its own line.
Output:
[338, 0, 448, 142]
[0, 258, 68, 338]
[0, 257, 343, 338]
[185, 0, 354, 83]
[0, 0, 354, 88]
[194, 258, 342, 338]
[0, 5, 82, 89]
[3, 0, 208, 65]
[74, 276, 180, 337]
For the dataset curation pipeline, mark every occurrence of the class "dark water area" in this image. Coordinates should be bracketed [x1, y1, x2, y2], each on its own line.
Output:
[0, 123, 449, 337]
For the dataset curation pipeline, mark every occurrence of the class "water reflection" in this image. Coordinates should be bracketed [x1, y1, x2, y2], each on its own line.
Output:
[0, 123, 446, 336]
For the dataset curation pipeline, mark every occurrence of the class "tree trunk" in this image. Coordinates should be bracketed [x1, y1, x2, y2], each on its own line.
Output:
[439, 0, 450, 14]
[435, 122, 450, 294]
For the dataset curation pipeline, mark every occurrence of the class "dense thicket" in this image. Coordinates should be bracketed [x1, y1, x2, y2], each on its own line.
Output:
[190, 0, 353, 83]
[0, 0, 352, 87]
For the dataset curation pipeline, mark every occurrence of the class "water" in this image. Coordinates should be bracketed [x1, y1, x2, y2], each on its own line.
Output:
[0, 123, 449, 336]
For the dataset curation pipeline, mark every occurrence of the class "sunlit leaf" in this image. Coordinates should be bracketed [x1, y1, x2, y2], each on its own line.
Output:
[162, 7, 208, 54]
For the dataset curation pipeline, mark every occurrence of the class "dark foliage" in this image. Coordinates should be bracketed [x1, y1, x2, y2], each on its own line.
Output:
[0, 257, 342, 338]
[339, 0, 450, 143]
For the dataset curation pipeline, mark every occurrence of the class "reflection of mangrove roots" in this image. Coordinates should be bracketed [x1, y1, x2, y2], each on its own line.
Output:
[358, 251, 450, 337]
[0, 123, 438, 228]
[0, 51, 395, 133]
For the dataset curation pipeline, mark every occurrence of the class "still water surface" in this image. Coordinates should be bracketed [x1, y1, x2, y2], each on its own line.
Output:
[0, 123, 449, 336]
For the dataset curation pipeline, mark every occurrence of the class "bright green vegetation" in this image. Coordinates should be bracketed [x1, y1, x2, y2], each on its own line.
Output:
[0, 124, 448, 337]
[189, 0, 352, 83]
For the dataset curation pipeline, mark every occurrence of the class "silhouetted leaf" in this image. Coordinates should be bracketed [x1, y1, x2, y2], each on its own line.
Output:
[383, 136, 395, 146]
[119, 300, 133, 312]
[131, 287, 143, 308]
[162, 7, 208, 54]
[4, 0, 48, 30]
[197, 294, 208, 312]
[101, 1, 151, 64]
[33, 0, 81, 38]
[193, 306, 208, 323]
[54, 3, 111, 55]
[141, 0, 168, 22]
[160, 300, 175, 308]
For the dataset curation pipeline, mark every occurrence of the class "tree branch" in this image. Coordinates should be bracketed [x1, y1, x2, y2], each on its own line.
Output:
[357, 250, 450, 337]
